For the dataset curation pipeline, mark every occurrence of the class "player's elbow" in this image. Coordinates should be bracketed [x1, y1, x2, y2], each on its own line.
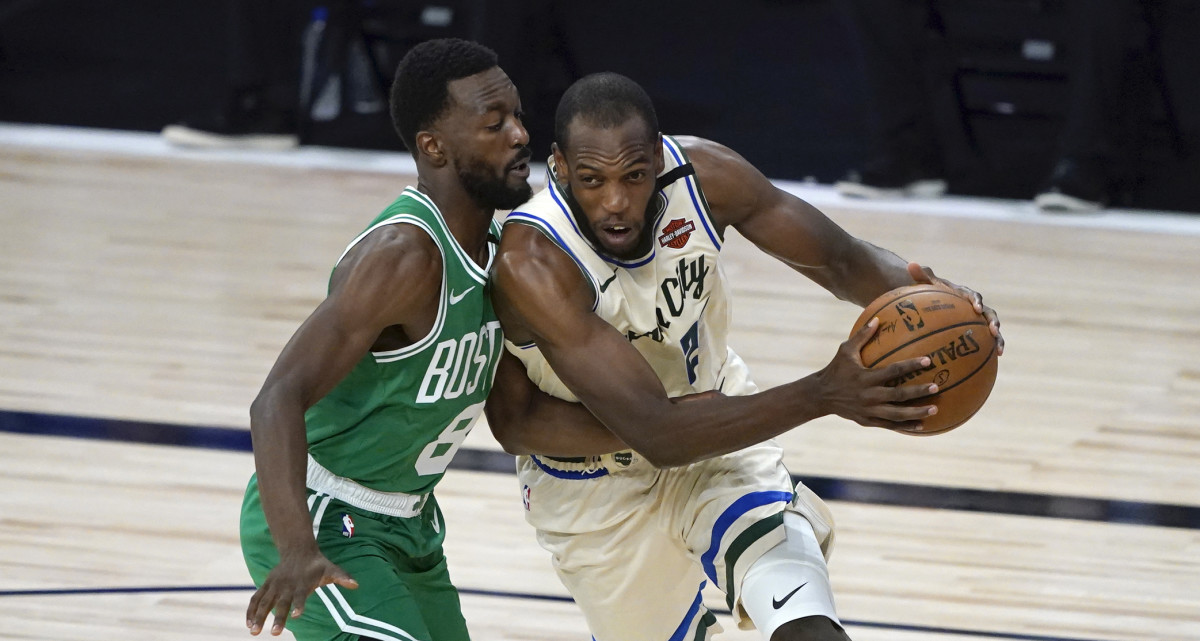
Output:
[248, 388, 275, 430]
[483, 405, 532, 456]
[490, 424, 534, 456]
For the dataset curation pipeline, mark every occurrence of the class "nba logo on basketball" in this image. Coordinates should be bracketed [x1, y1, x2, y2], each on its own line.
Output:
[658, 218, 696, 249]
[895, 300, 924, 331]
[341, 514, 355, 538]
[522, 485, 531, 511]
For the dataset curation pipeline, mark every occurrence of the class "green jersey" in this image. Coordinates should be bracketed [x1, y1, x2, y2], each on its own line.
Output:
[304, 187, 503, 495]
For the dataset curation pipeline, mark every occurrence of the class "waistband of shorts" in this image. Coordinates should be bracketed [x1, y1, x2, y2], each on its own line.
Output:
[306, 454, 427, 518]
[529, 450, 642, 478]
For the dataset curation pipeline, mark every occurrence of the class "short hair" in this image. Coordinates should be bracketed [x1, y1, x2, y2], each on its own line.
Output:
[390, 38, 499, 154]
[554, 72, 659, 151]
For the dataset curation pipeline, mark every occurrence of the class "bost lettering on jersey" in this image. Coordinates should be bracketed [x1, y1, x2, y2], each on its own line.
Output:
[417, 320, 502, 403]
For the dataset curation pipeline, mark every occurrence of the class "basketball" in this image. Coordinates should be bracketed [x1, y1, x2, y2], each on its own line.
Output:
[851, 283, 998, 435]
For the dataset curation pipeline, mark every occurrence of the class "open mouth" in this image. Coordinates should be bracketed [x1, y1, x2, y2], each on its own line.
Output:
[507, 149, 532, 177]
[508, 159, 530, 177]
[601, 224, 634, 244]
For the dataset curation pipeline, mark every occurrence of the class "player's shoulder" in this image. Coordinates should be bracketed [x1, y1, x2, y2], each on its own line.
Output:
[339, 221, 443, 286]
[669, 135, 743, 168]
[669, 135, 764, 219]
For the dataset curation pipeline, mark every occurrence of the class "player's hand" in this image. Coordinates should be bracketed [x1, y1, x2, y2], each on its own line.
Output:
[246, 548, 358, 636]
[907, 262, 1005, 356]
[816, 317, 939, 431]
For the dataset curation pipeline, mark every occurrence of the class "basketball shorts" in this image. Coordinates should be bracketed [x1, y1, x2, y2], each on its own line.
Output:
[240, 473, 469, 641]
[516, 440, 836, 641]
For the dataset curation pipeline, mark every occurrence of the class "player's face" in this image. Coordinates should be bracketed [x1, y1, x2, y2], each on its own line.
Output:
[554, 116, 664, 259]
[440, 67, 532, 210]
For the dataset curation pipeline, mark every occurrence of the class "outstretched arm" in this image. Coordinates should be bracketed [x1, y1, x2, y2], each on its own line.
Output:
[683, 136, 1003, 352]
[246, 225, 439, 635]
[489, 223, 938, 468]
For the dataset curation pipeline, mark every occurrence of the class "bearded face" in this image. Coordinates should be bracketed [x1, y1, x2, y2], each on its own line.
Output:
[455, 146, 533, 211]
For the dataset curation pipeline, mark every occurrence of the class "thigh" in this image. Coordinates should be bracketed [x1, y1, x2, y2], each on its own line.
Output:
[675, 443, 794, 591]
[671, 444, 838, 631]
[537, 509, 718, 641]
[293, 548, 467, 641]
[240, 482, 467, 641]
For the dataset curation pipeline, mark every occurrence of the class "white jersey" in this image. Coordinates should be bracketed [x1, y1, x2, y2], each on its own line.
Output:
[505, 135, 755, 403]
[501, 135, 839, 641]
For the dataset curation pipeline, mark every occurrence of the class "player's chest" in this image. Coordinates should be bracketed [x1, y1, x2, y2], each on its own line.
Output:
[595, 241, 720, 344]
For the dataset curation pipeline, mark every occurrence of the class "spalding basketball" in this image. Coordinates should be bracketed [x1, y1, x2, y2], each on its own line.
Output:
[852, 284, 998, 435]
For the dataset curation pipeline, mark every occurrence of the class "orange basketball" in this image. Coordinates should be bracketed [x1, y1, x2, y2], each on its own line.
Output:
[851, 283, 998, 435]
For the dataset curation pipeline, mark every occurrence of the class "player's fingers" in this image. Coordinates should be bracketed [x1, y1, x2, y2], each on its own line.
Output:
[906, 262, 934, 284]
[247, 587, 277, 634]
[328, 566, 359, 590]
[891, 381, 938, 403]
[270, 607, 289, 636]
[861, 412, 927, 431]
[872, 402, 937, 425]
[269, 593, 305, 636]
[246, 589, 263, 630]
[884, 420, 929, 433]
[871, 355, 931, 386]
[845, 317, 880, 356]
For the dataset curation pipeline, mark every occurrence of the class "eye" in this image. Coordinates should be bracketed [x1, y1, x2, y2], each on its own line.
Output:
[626, 170, 646, 182]
[486, 121, 504, 132]
[579, 175, 601, 186]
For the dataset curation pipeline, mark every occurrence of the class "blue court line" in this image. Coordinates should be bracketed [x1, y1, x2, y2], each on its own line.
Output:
[3, 408, 1199, 529]
[0, 584, 1107, 641]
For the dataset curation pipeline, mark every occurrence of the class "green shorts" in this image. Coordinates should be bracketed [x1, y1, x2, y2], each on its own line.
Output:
[240, 476, 469, 641]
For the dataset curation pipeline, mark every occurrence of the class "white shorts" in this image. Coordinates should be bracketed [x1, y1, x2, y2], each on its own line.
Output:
[516, 440, 836, 641]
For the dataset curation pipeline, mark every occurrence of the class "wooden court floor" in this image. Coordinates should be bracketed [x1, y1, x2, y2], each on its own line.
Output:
[1, 127, 1198, 641]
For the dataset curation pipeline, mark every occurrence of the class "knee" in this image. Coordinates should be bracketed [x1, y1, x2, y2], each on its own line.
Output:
[771, 615, 851, 641]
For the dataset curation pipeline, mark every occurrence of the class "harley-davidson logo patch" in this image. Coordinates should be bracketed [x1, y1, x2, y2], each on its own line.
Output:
[658, 218, 696, 249]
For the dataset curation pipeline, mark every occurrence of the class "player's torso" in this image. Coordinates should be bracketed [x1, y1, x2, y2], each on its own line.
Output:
[506, 136, 737, 401]
[306, 187, 503, 494]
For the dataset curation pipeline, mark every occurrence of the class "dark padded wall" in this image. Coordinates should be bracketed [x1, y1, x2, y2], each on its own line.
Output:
[1, 0, 1194, 210]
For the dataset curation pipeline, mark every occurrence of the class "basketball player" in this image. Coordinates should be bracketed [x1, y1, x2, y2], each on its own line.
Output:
[239, 39, 539, 640]
[484, 73, 1003, 641]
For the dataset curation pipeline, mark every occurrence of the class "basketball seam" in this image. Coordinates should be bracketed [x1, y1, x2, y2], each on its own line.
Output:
[900, 342, 998, 434]
[864, 321, 989, 368]
[863, 287, 960, 319]
[909, 342, 998, 398]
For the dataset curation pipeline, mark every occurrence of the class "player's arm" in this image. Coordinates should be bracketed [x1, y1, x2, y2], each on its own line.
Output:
[490, 225, 936, 467]
[682, 137, 1002, 352]
[245, 225, 440, 635]
[485, 349, 629, 456]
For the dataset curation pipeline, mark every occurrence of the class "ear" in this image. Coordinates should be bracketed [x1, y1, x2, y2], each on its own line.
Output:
[551, 142, 569, 184]
[416, 131, 446, 168]
[653, 134, 665, 175]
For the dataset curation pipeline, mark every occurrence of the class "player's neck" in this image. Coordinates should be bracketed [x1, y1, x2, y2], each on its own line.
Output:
[415, 175, 494, 266]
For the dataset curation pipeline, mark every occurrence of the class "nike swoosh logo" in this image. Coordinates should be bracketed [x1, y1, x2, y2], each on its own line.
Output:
[772, 582, 808, 609]
[597, 273, 617, 292]
[448, 286, 475, 305]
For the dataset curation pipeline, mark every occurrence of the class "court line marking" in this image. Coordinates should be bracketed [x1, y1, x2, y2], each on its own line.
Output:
[2, 409, 1197, 529]
[0, 584, 1110, 641]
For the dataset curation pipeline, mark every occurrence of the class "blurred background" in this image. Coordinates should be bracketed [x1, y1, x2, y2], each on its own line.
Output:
[0, 0, 1196, 209]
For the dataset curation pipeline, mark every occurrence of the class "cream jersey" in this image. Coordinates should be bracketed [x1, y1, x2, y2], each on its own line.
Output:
[504, 135, 754, 403]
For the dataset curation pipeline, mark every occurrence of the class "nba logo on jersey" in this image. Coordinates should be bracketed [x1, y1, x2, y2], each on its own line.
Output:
[658, 218, 696, 249]
[522, 485, 531, 511]
[341, 513, 355, 538]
